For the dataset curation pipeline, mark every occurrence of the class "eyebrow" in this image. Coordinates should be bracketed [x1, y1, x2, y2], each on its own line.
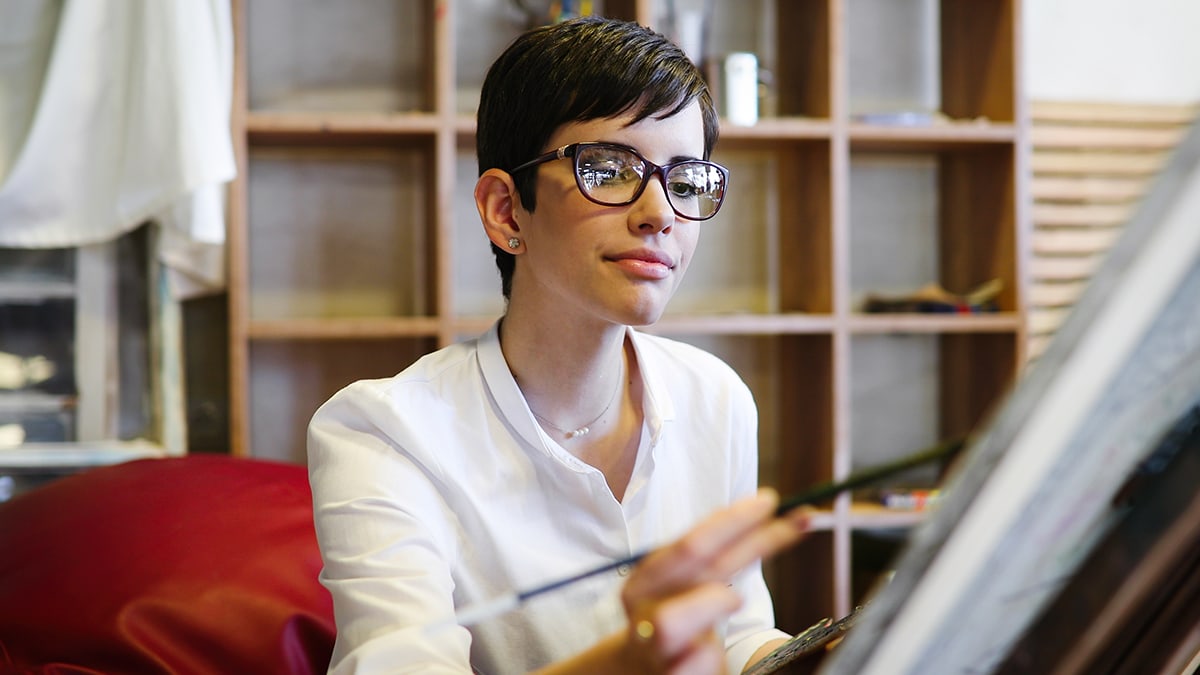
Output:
[592, 140, 703, 165]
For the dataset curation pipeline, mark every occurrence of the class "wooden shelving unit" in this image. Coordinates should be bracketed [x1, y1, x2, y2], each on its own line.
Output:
[227, 0, 1027, 633]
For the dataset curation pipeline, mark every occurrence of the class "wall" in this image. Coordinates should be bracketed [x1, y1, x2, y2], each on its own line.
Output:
[1025, 0, 1200, 103]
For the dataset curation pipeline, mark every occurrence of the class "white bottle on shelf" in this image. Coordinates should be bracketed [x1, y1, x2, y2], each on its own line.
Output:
[724, 52, 758, 127]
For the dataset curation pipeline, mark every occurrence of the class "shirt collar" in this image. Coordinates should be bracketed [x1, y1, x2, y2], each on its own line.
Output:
[626, 328, 674, 446]
[476, 321, 676, 458]
[477, 320, 547, 456]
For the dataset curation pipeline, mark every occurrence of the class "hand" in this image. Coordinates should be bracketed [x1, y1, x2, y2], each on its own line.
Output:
[619, 489, 810, 674]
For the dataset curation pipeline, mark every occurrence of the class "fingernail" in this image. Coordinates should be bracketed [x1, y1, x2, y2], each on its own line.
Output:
[756, 487, 780, 505]
[789, 506, 813, 528]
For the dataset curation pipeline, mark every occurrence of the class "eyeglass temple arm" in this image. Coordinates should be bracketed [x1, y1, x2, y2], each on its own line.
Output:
[509, 145, 575, 175]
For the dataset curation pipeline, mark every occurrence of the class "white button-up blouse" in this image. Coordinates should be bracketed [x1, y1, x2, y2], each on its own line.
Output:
[308, 321, 788, 674]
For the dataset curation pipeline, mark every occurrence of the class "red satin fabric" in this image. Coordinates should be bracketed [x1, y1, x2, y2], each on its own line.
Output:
[0, 455, 334, 674]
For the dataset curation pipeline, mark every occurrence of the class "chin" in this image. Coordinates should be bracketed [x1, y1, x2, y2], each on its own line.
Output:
[604, 287, 674, 327]
[620, 305, 668, 328]
[625, 317, 660, 328]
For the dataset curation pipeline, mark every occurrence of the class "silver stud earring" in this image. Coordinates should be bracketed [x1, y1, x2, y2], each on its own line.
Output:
[507, 237, 521, 250]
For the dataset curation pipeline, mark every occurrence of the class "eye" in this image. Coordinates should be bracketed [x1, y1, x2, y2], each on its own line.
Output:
[667, 181, 704, 199]
[667, 164, 721, 200]
[592, 163, 636, 183]
[578, 148, 643, 190]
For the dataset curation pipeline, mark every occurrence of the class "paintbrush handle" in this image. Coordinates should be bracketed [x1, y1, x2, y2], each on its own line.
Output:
[456, 438, 965, 626]
[517, 551, 649, 602]
[775, 437, 965, 515]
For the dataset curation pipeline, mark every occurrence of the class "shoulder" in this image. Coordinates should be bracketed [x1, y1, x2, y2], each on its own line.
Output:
[307, 339, 487, 472]
[314, 339, 480, 419]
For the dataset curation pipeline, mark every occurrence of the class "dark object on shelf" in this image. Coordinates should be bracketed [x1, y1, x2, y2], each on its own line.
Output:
[869, 487, 943, 511]
[862, 278, 1003, 314]
[509, 0, 594, 27]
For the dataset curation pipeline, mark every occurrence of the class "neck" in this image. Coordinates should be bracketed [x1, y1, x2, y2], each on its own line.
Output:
[499, 309, 645, 500]
[498, 312, 629, 438]
[530, 359, 624, 439]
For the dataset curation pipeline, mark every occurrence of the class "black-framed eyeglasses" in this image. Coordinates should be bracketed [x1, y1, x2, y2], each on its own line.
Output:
[508, 142, 730, 221]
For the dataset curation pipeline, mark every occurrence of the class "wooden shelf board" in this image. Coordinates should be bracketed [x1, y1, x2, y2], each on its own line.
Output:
[849, 121, 1018, 150]
[445, 316, 501, 337]
[454, 313, 1017, 337]
[247, 316, 442, 340]
[806, 509, 838, 532]
[454, 115, 476, 136]
[719, 117, 835, 141]
[247, 111, 441, 138]
[450, 313, 840, 337]
[784, 504, 929, 532]
[453, 115, 837, 144]
[847, 502, 929, 530]
[652, 313, 838, 335]
[848, 312, 1022, 334]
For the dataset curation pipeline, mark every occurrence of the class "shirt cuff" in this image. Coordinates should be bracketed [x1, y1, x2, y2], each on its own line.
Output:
[727, 627, 791, 674]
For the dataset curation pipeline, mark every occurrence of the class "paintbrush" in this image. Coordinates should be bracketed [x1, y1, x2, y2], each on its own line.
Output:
[454, 437, 966, 627]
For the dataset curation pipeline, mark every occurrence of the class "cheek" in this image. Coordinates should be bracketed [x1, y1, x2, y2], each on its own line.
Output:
[530, 187, 597, 243]
[674, 226, 701, 277]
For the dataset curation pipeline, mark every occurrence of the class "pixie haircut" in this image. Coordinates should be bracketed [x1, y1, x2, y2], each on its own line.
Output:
[476, 16, 719, 299]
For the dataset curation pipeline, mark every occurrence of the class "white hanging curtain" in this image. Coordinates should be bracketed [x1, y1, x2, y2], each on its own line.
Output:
[0, 0, 234, 293]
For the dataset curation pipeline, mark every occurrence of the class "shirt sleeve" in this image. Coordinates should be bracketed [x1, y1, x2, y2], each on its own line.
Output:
[721, 375, 792, 673]
[308, 381, 473, 674]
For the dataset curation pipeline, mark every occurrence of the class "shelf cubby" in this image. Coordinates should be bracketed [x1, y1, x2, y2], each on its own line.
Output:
[228, 0, 1027, 630]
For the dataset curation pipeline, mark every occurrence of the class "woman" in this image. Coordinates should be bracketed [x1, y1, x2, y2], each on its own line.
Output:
[308, 16, 809, 674]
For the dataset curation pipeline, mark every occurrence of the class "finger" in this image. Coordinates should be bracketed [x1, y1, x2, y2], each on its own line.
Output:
[628, 489, 780, 596]
[698, 506, 811, 582]
[630, 490, 812, 599]
[665, 631, 726, 675]
[638, 582, 742, 660]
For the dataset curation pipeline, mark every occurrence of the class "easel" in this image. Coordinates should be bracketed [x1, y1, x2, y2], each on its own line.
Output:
[997, 406, 1200, 674]
[815, 115, 1200, 674]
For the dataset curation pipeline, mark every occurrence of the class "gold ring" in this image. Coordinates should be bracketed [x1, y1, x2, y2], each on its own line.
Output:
[634, 619, 656, 642]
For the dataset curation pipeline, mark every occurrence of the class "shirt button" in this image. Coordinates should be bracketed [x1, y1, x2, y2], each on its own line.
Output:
[617, 564, 632, 577]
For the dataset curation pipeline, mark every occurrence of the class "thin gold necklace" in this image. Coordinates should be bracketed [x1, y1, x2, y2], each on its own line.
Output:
[532, 372, 623, 440]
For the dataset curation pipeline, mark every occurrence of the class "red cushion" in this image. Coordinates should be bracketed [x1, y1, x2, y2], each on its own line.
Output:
[0, 455, 334, 675]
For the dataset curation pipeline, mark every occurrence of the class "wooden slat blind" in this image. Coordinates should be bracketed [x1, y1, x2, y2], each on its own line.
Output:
[1028, 100, 1198, 359]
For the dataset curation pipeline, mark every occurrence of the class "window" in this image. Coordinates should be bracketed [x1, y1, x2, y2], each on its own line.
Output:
[0, 226, 176, 500]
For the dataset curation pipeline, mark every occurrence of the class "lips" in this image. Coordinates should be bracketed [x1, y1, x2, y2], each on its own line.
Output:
[607, 248, 677, 281]
[608, 248, 676, 268]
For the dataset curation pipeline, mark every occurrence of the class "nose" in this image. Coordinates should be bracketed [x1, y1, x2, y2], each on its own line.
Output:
[630, 169, 676, 235]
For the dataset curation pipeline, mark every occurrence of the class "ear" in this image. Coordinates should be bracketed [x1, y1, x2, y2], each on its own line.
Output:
[475, 169, 525, 251]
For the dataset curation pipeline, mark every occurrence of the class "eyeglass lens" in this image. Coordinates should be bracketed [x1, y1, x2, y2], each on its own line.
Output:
[575, 145, 726, 220]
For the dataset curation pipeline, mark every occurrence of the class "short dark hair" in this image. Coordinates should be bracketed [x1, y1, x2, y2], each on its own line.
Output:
[476, 16, 719, 299]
